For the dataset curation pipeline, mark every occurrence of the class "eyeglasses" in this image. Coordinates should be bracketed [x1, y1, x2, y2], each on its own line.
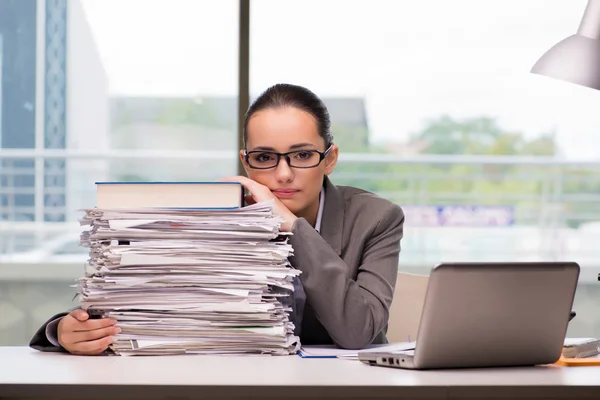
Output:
[244, 145, 333, 169]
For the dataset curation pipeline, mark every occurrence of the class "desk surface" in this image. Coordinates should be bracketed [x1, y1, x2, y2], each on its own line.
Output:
[2, 347, 600, 400]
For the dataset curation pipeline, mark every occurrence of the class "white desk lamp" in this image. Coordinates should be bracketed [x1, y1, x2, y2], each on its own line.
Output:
[531, 0, 600, 90]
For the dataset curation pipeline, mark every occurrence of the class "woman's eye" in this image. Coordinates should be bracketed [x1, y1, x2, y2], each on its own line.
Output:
[255, 153, 275, 162]
[295, 151, 312, 159]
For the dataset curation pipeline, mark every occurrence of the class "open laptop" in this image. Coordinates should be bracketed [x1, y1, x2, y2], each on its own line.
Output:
[359, 261, 580, 370]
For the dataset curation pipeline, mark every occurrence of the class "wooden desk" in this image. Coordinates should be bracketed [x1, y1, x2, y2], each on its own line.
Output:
[1, 347, 600, 400]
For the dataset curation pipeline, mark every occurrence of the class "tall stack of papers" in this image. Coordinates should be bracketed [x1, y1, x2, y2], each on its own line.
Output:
[77, 200, 300, 356]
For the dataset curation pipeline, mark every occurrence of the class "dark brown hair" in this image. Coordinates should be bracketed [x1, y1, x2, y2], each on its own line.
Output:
[243, 83, 333, 148]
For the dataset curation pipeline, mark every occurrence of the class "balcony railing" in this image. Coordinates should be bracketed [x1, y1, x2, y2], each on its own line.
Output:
[1, 148, 600, 282]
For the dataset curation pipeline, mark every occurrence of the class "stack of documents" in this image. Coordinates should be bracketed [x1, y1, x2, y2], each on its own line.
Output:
[76, 200, 300, 356]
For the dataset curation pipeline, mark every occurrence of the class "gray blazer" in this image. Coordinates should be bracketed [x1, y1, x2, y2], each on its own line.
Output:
[290, 177, 404, 349]
[29, 177, 404, 351]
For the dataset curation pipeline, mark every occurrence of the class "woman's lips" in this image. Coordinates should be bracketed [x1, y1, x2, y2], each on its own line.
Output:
[272, 189, 299, 198]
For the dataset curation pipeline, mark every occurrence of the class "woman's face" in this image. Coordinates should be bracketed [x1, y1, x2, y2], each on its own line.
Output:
[241, 106, 338, 218]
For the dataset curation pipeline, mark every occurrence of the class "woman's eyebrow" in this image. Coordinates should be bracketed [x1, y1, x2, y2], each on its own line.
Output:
[288, 143, 316, 150]
[250, 146, 276, 151]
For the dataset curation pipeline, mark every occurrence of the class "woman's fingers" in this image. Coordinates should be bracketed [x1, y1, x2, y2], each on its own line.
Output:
[72, 325, 121, 343]
[70, 336, 116, 356]
[220, 176, 273, 202]
[219, 175, 297, 231]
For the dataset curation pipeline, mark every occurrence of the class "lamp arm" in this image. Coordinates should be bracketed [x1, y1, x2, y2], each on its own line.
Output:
[577, 0, 600, 39]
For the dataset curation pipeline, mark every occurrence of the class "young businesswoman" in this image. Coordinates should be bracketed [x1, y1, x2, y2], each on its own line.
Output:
[29, 83, 405, 355]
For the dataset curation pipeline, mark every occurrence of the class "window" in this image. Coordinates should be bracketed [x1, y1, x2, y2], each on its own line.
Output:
[1, 0, 599, 345]
[251, 0, 600, 337]
[0, 0, 238, 345]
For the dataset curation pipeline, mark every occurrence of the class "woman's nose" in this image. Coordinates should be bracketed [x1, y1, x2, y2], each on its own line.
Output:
[275, 156, 294, 181]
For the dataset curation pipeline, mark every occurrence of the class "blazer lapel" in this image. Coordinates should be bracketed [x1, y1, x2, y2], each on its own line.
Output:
[320, 176, 344, 256]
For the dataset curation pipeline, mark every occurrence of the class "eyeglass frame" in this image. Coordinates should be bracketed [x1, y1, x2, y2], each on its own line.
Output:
[243, 144, 333, 170]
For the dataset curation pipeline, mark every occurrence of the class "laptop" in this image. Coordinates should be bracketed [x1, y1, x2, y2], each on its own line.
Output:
[359, 261, 580, 370]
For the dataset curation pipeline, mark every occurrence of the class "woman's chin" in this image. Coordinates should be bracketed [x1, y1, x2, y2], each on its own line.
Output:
[280, 198, 300, 213]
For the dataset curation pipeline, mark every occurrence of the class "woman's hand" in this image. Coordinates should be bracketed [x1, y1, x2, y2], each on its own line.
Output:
[57, 309, 120, 355]
[220, 176, 298, 232]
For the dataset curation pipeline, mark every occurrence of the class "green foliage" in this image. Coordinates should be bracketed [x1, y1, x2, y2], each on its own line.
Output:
[411, 114, 556, 156]
[334, 115, 599, 227]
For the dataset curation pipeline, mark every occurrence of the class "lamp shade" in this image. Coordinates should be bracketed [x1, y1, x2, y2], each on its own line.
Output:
[531, 0, 600, 91]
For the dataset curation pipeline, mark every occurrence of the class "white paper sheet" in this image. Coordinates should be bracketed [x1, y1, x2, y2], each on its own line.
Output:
[299, 342, 417, 358]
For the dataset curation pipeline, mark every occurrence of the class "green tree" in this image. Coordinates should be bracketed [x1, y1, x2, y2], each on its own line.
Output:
[333, 115, 594, 226]
[410, 115, 555, 157]
[406, 116, 559, 223]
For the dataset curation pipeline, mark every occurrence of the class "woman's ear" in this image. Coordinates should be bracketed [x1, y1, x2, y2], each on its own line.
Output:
[239, 150, 250, 176]
[324, 144, 338, 175]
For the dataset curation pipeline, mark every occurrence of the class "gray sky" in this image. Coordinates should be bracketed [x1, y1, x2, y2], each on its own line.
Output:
[81, 0, 600, 159]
